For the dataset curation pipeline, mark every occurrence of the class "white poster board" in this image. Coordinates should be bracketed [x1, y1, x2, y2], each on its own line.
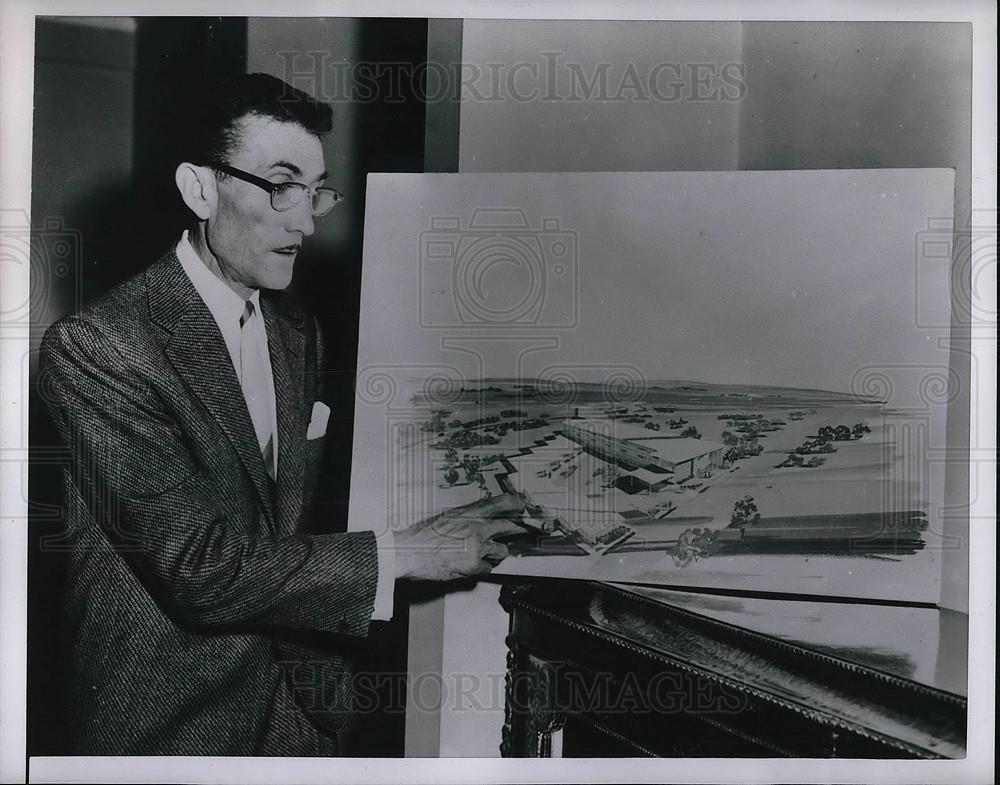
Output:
[349, 169, 957, 604]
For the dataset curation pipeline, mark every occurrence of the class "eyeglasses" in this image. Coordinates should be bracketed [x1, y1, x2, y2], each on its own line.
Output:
[213, 163, 344, 217]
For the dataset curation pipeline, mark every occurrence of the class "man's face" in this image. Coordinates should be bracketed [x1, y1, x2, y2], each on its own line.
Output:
[206, 114, 327, 292]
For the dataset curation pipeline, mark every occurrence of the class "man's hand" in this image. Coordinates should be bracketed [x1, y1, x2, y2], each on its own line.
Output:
[393, 493, 526, 581]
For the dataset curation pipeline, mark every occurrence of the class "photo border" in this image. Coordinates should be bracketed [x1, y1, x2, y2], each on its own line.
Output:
[1, 1, 994, 783]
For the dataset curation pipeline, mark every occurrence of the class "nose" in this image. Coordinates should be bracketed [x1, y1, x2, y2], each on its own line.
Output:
[286, 200, 315, 237]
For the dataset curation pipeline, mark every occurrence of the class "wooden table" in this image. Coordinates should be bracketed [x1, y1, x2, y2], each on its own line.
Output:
[499, 581, 966, 758]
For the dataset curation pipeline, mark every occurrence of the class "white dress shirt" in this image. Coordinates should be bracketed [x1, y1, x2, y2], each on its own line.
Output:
[176, 231, 394, 619]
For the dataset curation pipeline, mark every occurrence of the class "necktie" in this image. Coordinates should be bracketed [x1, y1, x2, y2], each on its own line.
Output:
[239, 300, 276, 480]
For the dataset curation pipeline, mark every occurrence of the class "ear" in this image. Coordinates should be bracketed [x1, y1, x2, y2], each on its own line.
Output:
[174, 162, 216, 221]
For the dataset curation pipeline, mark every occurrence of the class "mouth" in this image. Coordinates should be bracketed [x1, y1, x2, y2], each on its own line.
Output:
[272, 245, 301, 257]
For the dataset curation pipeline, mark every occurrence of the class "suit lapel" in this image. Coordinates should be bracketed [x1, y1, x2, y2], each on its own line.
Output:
[262, 295, 306, 537]
[146, 251, 278, 532]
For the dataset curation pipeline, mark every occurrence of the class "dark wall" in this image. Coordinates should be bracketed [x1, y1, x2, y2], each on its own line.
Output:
[30, 19, 136, 357]
[131, 18, 248, 260]
[29, 18, 141, 757]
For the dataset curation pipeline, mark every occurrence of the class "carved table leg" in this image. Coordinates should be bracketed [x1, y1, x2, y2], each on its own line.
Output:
[501, 634, 565, 757]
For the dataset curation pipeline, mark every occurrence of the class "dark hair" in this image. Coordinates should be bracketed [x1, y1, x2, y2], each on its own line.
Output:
[183, 72, 333, 167]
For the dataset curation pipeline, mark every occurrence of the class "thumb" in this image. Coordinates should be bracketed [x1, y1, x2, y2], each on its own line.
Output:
[481, 517, 530, 539]
[474, 492, 526, 518]
[481, 540, 510, 565]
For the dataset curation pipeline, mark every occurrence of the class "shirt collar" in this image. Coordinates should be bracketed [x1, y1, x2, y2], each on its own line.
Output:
[176, 229, 260, 327]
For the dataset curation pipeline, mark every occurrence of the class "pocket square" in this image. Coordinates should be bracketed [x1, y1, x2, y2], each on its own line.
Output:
[307, 401, 330, 440]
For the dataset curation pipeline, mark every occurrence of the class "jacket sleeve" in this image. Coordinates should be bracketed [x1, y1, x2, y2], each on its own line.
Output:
[39, 315, 378, 636]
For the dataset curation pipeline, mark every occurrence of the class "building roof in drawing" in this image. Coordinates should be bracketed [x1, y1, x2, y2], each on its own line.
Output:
[636, 438, 725, 463]
[562, 420, 723, 463]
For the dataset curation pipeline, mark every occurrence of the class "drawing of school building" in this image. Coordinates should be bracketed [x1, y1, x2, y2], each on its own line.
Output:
[560, 419, 724, 485]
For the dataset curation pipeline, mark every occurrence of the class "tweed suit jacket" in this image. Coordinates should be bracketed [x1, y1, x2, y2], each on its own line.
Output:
[39, 248, 380, 756]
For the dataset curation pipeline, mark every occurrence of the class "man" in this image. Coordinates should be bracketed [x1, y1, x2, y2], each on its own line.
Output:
[39, 73, 523, 756]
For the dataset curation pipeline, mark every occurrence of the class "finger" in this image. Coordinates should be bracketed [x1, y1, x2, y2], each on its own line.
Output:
[479, 517, 531, 539]
[472, 492, 526, 518]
